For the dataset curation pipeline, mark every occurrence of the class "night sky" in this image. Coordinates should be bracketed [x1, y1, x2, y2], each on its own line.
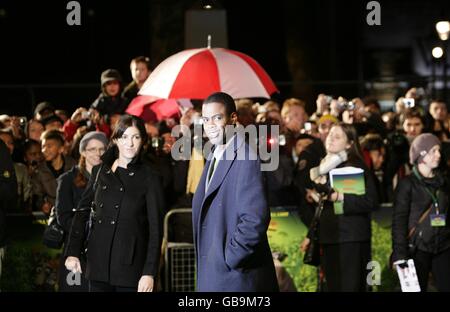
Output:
[1, 0, 449, 116]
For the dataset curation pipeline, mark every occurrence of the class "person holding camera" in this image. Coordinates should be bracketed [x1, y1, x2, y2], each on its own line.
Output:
[341, 97, 387, 138]
[55, 131, 108, 291]
[63, 107, 111, 143]
[64, 114, 163, 292]
[300, 123, 378, 291]
[392, 133, 450, 291]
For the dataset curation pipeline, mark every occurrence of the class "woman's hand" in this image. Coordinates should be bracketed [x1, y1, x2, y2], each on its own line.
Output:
[65, 256, 82, 273]
[300, 238, 311, 253]
[138, 275, 154, 292]
[328, 191, 344, 202]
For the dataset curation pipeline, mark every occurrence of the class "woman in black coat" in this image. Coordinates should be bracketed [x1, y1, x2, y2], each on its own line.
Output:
[300, 123, 378, 291]
[65, 115, 164, 292]
[392, 133, 450, 291]
[55, 131, 108, 291]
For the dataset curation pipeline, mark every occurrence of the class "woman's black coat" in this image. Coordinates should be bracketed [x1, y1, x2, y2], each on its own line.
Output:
[392, 170, 450, 262]
[65, 148, 164, 287]
[314, 158, 379, 245]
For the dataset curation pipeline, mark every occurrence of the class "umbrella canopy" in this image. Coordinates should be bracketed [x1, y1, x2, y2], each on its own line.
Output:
[126, 97, 192, 122]
[138, 47, 278, 100]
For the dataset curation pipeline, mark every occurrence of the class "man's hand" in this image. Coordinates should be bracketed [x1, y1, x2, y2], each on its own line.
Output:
[70, 107, 88, 124]
[138, 275, 154, 292]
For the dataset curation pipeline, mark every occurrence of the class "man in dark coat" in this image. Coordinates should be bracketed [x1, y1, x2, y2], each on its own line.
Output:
[192, 92, 278, 292]
[0, 140, 17, 279]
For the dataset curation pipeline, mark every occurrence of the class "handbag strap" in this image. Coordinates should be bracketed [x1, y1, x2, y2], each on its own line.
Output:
[407, 203, 433, 239]
[308, 195, 325, 233]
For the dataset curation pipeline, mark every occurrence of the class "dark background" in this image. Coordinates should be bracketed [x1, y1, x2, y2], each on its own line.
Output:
[0, 0, 449, 117]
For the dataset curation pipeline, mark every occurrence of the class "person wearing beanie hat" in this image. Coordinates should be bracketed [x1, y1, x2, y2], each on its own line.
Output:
[34, 101, 55, 121]
[79, 131, 109, 155]
[409, 133, 441, 165]
[101, 69, 122, 88]
[393, 133, 450, 292]
[53, 131, 108, 291]
[91, 69, 129, 120]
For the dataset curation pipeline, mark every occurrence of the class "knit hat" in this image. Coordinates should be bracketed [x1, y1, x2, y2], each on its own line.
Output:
[79, 131, 109, 154]
[100, 69, 122, 86]
[34, 101, 54, 117]
[317, 114, 339, 125]
[409, 133, 441, 165]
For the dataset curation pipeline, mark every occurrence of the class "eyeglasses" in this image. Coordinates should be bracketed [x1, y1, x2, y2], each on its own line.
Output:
[85, 147, 105, 154]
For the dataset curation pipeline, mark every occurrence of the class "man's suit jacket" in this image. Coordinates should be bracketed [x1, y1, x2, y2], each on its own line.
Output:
[192, 134, 278, 292]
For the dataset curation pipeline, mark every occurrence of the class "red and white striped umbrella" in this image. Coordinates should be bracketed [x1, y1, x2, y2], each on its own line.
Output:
[138, 47, 278, 100]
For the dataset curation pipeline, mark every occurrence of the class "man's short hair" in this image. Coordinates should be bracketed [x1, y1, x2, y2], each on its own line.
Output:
[400, 108, 423, 126]
[130, 56, 151, 70]
[281, 98, 305, 118]
[40, 129, 65, 146]
[203, 92, 237, 117]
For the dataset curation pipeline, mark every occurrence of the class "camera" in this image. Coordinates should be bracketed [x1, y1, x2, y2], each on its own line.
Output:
[151, 137, 164, 150]
[81, 111, 91, 120]
[324, 95, 333, 104]
[19, 116, 27, 127]
[403, 98, 415, 108]
[256, 104, 267, 114]
[338, 101, 355, 111]
[304, 122, 312, 131]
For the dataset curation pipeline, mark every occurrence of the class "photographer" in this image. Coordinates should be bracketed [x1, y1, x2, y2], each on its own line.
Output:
[341, 97, 387, 138]
[310, 94, 332, 121]
[300, 123, 378, 291]
[392, 133, 450, 291]
[63, 107, 111, 142]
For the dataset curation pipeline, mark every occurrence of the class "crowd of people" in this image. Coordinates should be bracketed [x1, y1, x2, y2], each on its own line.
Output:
[1, 51, 450, 292]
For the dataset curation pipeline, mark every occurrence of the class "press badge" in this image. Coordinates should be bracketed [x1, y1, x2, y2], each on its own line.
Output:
[430, 214, 446, 227]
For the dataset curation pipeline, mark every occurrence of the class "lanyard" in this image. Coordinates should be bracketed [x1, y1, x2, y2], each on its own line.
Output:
[413, 167, 441, 214]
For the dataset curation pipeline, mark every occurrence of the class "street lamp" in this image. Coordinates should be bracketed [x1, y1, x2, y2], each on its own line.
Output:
[432, 46, 444, 59]
[432, 47, 444, 98]
[436, 21, 450, 102]
[436, 21, 450, 41]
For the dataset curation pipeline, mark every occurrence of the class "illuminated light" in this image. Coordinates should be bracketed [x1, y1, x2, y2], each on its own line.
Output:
[432, 46, 444, 59]
[436, 21, 450, 41]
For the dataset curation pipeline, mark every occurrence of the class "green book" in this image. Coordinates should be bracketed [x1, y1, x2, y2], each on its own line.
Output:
[329, 166, 365, 195]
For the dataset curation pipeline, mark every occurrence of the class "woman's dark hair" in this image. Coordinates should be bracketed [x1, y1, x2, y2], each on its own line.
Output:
[361, 134, 385, 152]
[331, 123, 364, 163]
[111, 114, 148, 144]
[203, 92, 237, 117]
[74, 155, 88, 188]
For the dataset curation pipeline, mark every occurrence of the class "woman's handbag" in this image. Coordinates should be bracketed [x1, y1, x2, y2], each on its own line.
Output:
[303, 196, 325, 266]
[389, 203, 433, 268]
[43, 206, 65, 249]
